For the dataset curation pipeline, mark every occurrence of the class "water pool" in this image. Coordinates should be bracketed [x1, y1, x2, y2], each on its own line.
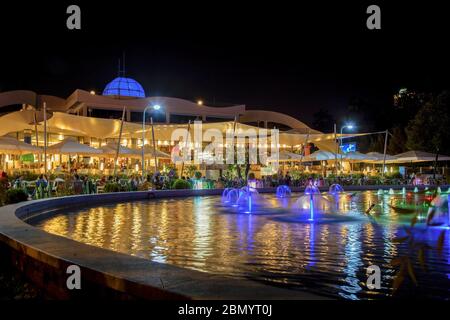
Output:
[32, 191, 450, 299]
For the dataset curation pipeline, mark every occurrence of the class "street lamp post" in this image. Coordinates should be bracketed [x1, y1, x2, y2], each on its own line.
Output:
[142, 104, 161, 179]
[339, 124, 354, 172]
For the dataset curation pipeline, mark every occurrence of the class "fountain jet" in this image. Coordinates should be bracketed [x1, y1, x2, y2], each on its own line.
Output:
[329, 184, 344, 194]
[276, 185, 292, 198]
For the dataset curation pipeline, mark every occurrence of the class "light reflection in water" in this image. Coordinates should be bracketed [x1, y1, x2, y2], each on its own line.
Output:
[340, 224, 363, 300]
[33, 191, 450, 299]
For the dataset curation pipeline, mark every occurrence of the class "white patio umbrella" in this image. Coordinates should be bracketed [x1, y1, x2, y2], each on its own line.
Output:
[302, 150, 340, 162]
[142, 146, 171, 159]
[345, 151, 378, 161]
[0, 136, 42, 171]
[391, 150, 450, 163]
[99, 143, 140, 158]
[364, 152, 396, 163]
[343, 151, 378, 172]
[0, 136, 42, 154]
[267, 150, 303, 162]
[46, 139, 102, 155]
[46, 138, 102, 172]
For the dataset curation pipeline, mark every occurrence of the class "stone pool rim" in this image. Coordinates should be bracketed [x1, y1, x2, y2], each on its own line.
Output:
[0, 185, 444, 300]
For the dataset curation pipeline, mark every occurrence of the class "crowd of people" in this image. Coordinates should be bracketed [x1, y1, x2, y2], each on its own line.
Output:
[0, 167, 447, 203]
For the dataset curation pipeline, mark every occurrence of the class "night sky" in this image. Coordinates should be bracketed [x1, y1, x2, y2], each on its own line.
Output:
[1, 1, 449, 130]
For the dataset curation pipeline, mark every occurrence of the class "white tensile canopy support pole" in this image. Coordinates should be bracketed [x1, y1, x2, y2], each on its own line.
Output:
[232, 116, 238, 176]
[141, 110, 146, 178]
[299, 128, 310, 169]
[150, 117, 157, 175]
[34, 111, 41, 168]
[113, 106, 126, 176]
[334, 123, 338, 173]
[43, 102, 47, 175]
[180, 120, 191, 178]
[382, 129, 389, 178]
[232, 115, 237, 160]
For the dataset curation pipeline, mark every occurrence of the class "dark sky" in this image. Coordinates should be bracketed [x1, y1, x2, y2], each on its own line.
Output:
[1, 1, 449, 129]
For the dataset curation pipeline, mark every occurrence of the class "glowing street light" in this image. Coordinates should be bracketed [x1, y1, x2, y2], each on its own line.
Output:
[142, 104, 162, 177]
[340, 123, 355, 171]
[197, 100, 203, 106]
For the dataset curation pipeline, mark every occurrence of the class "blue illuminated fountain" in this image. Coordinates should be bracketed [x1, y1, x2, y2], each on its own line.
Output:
[276, 185, 292, 198]
[329, 184, 344, 194]
[221, 188, 241, 206]
[222, 187, 262, 213]
[221, 188, 232, 203]
[295, 185, 332, 222]
[237, 186, 260, 214]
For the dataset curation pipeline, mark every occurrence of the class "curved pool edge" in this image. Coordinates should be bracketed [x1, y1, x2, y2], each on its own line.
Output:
[0, 190, 328, 300]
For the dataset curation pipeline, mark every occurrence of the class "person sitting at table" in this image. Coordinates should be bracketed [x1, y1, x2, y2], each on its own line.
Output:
[36, 174, 48, 189]
[13, 175, 24, 189]
[0, 171, 10, 190]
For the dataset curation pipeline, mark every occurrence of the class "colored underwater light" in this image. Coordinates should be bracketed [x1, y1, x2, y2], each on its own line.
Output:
[309, 194, 315, 221]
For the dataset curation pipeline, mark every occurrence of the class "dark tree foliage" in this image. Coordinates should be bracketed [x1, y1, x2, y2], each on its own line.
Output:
[388, 126, 407, 154]
[312, 109, 335, 132]
[368, 134, 385, 153]
[406, 91, 450, 154]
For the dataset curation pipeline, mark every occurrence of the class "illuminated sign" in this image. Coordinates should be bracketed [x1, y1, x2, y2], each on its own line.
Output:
[340, 142, 356, 153]
[20, 154, 34, 162]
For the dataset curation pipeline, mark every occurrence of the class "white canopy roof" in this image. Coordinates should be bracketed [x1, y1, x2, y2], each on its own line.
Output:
[0, 111, 340, 148]
[0, 111, 390, 155]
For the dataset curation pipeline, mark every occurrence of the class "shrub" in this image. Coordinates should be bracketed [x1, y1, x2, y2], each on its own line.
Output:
[194, 171, 202, 180]
[5, 189, 28, 204]
[290, 170, 307, 181]
[137, 181, 151, 191]
[183, 165, 197, 178]
[104, 182, 121, 193]
[172, 179, 191, 190]
[12, 171, 39, 182]
[386, 172, 403, 179]
[0, 183, 7, 205]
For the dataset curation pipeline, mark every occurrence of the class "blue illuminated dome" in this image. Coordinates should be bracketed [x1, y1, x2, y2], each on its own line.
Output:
[102, 77, 146, 98]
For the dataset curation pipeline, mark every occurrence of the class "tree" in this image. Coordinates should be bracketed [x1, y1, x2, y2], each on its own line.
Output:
[312, 109, 335, 132]
[406, 91, 450, 155]
[368, 134, 385, 153]
[393, 88, 431, 127]
[387, 126, 407, 154]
